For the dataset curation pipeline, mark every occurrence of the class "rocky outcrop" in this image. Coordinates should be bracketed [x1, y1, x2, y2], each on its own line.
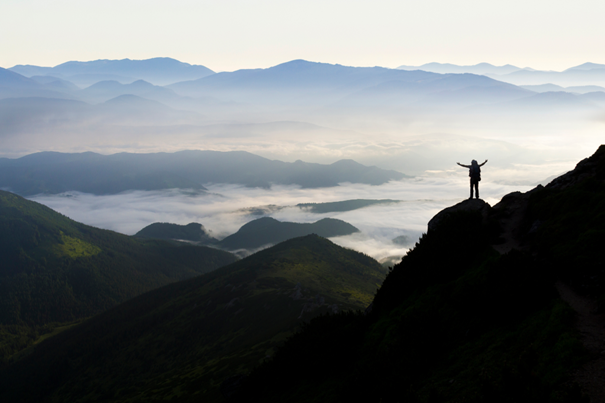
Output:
[427, 198, 491, 232]
[547, 144, 605, 190]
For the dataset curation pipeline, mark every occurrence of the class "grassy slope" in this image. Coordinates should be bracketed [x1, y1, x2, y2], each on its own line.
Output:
[233, 145, 605, 402]
[0, 234, 385, 402]
[0, 190, 238, 364]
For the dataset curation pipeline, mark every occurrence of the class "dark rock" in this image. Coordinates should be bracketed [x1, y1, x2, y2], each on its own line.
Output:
[427, 199, 491, 232]
[547, 144, 605, 190]
[220, 374, 248, 400]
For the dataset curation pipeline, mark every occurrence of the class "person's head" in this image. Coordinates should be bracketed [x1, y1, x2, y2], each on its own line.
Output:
[471, 159, 478, 167]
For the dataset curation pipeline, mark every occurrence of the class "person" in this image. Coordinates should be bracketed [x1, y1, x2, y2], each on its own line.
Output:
[457, 159, 488, 199]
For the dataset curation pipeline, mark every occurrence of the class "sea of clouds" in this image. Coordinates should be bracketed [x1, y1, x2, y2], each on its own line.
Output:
[30, 174, 535, 265]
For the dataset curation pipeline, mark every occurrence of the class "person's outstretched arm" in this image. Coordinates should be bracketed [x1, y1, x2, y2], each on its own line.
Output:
[479, 159, 488, 167]
[457, 162, 471, 168]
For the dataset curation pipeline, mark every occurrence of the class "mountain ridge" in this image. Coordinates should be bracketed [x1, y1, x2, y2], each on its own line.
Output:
[0, 150, 408, 195]
[9, 57, 215, 86]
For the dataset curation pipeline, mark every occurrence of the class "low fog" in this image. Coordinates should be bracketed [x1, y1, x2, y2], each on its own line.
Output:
[30, 177, 534, 265]
[4, 58, 604, 263]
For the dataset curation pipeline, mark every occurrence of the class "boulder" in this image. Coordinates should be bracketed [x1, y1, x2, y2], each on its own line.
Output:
[427, 199, 491, 232]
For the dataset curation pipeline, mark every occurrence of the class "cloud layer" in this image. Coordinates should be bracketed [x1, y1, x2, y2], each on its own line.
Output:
[30, 176, 533, 264]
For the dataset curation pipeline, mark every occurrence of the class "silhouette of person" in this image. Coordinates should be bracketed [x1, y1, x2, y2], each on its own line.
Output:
[457, 159, 488, 199]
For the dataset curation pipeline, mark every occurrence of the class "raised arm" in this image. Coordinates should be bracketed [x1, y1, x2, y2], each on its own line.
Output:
[479, 159, 488, 167]
[457, 162, 471, 168]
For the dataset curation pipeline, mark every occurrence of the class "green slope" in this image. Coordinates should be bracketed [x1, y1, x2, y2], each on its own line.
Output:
[232, 147, 605, 402]
[0, 190, 237, 364]
[0, 234, 385, 402]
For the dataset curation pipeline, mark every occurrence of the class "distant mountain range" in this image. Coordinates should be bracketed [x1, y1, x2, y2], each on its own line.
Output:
[0, 150, 408, 195]
[3, 58, 605, 162]
[77, 79, 183, 104]
[397, 62, 525, 75]
[495, 67, 605, 86]
[0, 68, 78, 100]
[8, 57, 215, 86]
[3, 58, 605, 135]
[166, 59, 533, 108]
[297, 199, 400, 213]
[520, 83, 605, 94]
[397, 61, 605, 87]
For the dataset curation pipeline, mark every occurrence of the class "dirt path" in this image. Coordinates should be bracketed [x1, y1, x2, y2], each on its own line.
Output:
[556, 281, 605, 402]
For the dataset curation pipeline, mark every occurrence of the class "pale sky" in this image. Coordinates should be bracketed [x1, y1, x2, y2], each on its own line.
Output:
[2, 0, 604, 72]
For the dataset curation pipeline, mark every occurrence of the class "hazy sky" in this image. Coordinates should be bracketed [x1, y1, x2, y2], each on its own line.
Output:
[2, 0, 604, 71]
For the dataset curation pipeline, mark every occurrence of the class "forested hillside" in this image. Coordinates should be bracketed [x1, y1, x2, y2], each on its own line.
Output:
[0, 190, 237, 365]
[0, 235, 384, 402]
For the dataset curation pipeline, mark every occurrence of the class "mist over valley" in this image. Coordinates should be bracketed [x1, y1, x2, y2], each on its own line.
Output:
[2, 52, 605, 402]
[1, 57, 597, 266]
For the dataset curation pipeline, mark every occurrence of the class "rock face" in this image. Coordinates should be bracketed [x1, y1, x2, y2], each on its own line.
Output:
[546, 144, 605, 190]
[427, 198, 491, 232]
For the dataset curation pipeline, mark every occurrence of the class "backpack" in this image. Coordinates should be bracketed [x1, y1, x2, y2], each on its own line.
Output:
[470, 165, 481, 181]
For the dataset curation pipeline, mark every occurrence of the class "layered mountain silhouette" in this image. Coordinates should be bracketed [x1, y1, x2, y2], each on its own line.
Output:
[9, 57, 215, 86]
[0, 190, 237, 364]
[397, 62, 524, 75]
[297, 199, 400, 213]
[0, 68, 77, 100]
[521, 83, 605, 94]
[167, 60, 533, 108]
[493, 63, 605, 86]
[397, 61, 605, 87]
[0, 151, 408, 195]
[217, 217, 359, 251]
[0, 234, 384, 402]
[78, 79, 182, 104]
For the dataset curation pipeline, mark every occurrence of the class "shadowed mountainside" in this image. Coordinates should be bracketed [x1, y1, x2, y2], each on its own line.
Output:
[0, 235, 385, 402]
[0, 150, 408, 195]
[0, 190, 237, 364]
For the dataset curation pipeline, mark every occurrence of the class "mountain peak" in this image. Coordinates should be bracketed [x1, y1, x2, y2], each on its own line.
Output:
[565, 62, 605, 72]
